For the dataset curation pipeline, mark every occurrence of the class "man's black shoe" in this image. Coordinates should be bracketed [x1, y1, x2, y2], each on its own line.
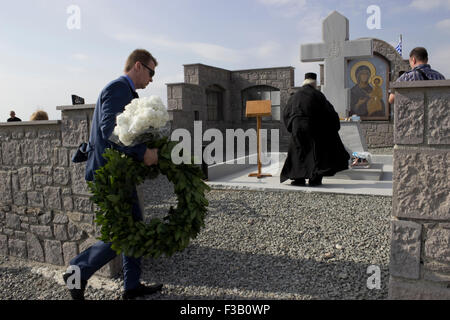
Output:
[123, 283, 163, 300]
[63, 272, 87, 300]
[291, 179, 306, 186]
[309, 176, 323, 187]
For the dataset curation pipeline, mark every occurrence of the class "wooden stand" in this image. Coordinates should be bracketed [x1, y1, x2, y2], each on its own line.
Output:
[246, 100, 273, 179]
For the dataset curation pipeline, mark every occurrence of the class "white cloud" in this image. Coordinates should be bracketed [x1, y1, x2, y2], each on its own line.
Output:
[436, 18, 450, 31]
[186, 42, 243, 64]
[431, 45, 450, 78]
[70, 53, 89, 61]
[257, 0, 308, 17]
[296, 9, 327, 42]
[410, 0, 450, 10]
[66, 66, 87, 74]
[255, 41, 281, 59]
[258, 0, 306, 7]
[113, 33, 282, 66]
[114, 33, 243, 64]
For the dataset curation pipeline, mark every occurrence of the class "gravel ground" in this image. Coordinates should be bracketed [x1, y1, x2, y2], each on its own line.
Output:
[0, 175, 392, 300]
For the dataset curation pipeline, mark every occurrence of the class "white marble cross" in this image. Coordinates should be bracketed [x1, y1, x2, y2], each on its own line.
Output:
[301, 11, 373, 117]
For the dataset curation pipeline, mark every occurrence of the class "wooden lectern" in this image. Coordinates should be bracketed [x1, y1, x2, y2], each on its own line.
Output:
[246, 100, 272, 179]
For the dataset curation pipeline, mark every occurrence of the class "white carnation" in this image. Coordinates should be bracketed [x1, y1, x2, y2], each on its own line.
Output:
[113, 96, 169, 146]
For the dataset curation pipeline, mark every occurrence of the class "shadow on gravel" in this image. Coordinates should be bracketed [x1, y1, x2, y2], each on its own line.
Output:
[141, 244, 389, 300]
[138, 177, 390, 300]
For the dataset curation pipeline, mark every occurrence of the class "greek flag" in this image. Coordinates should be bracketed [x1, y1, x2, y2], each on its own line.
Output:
[395, 35, 402, 55]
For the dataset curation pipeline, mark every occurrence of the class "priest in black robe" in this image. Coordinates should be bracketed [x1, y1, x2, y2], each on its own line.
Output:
[280, 73, 350, 186]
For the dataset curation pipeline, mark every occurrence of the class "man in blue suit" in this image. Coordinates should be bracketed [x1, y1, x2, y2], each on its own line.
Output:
[64, 49, 163, 300]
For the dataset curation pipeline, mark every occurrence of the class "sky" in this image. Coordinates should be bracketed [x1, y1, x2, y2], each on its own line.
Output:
[0, 0, 449, 121]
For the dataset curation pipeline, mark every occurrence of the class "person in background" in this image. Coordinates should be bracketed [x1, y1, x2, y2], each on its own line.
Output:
[7, 111, 21, 122]
[389, 47, 445, 104]
[30, 110, 49, 121]
[280, 73, 350, 187]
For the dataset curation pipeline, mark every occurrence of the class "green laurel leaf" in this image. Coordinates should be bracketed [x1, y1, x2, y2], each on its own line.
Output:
[88, 141, 210, 259]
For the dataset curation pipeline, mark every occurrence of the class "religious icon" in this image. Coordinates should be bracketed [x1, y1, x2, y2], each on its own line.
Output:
[367, 76, 384, 116]
[348, 56, 390, 120]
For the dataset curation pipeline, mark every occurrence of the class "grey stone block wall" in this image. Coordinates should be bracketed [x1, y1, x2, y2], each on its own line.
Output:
[389, 80, 450, 299]
[360, 122, 394, 148]
[372, 39, 410, 81]
[230, 67, 293, 125]
[167, 64, 294, 153]
[0, 108, 120, 278]
[171, 62, 397, 150]
[168, 83, 207, 134]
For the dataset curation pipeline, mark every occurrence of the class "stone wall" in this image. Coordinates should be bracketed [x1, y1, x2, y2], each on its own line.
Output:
[169, 61, 403, 150]
[167, 64, 294, 153]
[230, 67, 293, 151]
[389, 80, 450, 299]
[169, 39, 411, 151]
[168, 83, 207, 134]
[360, 122, 394, 148]
[372, 38, 410, 80]
[0, 105, 122, 277]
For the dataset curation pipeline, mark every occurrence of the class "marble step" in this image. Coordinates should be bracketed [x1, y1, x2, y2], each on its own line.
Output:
[328, 163, 384, 181]
[207, 153, 393, 182]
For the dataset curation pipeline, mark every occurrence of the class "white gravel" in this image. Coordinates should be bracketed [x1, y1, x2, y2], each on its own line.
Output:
[0, 175, 392, 300]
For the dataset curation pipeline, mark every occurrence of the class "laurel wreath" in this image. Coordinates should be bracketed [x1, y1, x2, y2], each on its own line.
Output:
[87, 137, 210, 259]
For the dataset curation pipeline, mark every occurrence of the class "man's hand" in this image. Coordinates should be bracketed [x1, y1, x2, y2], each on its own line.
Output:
[388, 93, 395, 104]
[143, 148, 158, 166]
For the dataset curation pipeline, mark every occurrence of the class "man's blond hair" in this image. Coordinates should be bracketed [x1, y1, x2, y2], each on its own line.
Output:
[124, 49, 158, 72]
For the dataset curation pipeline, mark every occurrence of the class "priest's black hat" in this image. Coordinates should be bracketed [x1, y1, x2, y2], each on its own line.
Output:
[305, 72, 317, 80]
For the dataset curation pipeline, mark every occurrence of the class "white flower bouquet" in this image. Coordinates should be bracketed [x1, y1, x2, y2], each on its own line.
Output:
[109, 96, 170, 147]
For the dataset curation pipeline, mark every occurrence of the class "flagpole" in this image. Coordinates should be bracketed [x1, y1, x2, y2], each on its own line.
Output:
[399, 34, 403, 57]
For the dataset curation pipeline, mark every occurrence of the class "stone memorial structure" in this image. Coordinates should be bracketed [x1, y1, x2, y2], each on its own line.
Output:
[339, 121, 368, 153]
[301, 10, 410, 147]
[167, 12, 410, 150]
[299, 11, 372, 153]
[168, 64, 295, 154]
[389, 80, 450, 299]
[301, 11, 373, 118]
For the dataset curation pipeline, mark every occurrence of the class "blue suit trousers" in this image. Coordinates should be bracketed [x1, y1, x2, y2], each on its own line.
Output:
[69, 189, 143, 291]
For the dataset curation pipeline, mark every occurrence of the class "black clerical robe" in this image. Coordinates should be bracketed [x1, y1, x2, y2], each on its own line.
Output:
[280, 85, 350, 183]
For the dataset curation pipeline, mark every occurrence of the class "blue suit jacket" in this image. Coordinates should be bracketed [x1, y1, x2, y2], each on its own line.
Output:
[85, 76, 147, 181]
